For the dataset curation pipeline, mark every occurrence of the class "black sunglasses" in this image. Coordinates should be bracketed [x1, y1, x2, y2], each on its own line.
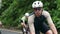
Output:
[33, 7, 41, 11]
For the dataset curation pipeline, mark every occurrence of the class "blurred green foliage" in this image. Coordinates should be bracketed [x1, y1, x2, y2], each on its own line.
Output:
[0, 0, 60, 30]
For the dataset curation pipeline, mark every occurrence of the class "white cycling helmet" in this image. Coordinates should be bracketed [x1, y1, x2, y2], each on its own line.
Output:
[25, 13, 29, 17]
[32, 1, 43, 8]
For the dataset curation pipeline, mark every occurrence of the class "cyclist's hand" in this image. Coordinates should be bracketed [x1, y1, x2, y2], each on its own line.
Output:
[21, 23, 25, 27]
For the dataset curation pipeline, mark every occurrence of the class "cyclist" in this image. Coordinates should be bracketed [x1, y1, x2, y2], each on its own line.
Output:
[28, 1, 58, 34]
[21, 13, 30, 34]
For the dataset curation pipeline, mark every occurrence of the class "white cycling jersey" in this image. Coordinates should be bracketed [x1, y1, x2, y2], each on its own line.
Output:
[28, 10, 54, 33]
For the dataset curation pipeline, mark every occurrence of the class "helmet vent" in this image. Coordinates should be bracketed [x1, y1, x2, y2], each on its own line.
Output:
[34, 3, 36, 5]
[38, 2, 39, 4]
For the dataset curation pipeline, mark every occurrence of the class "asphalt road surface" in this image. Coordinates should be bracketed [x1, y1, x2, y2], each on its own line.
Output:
[0, 29, 22, 34]
[0, 28, 43, 34]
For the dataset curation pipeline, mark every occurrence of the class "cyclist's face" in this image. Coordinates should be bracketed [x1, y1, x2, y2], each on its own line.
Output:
[33, 7, 43, 17]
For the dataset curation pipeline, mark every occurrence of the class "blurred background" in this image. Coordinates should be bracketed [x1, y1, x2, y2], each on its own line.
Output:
[0, 0, 60, 34]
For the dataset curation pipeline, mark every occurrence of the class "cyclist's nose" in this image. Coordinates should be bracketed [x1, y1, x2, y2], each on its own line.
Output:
[36, 10, 40, 12]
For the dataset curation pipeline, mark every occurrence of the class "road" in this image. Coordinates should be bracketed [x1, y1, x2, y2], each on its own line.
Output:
[0, 28, 43, 34]
[0, 29, 22, 34]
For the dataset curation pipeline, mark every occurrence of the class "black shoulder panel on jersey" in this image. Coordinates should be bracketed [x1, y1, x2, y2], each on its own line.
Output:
[29, 12, 34, 16]
[21, 20, 23, 23]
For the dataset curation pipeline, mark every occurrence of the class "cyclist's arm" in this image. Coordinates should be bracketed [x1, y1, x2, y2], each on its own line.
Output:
[21, 20, 25, 27]
[21, 16, 26, 27]
[28, 15, 35, 34]
[43, 11, 58, 34]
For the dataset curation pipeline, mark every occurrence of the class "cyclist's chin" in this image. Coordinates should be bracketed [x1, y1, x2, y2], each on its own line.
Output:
[35, 15, 40, 17]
